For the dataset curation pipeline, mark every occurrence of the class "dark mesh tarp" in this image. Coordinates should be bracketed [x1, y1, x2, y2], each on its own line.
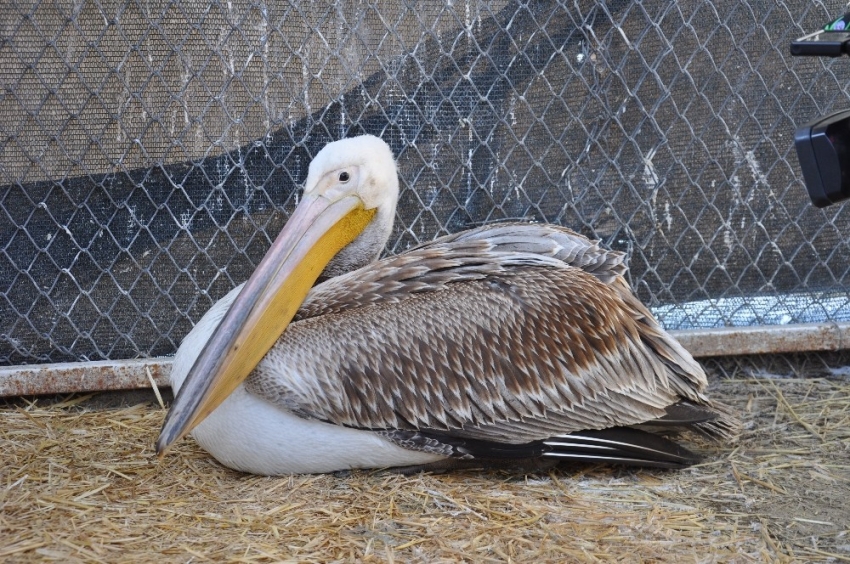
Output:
[2, 0, 849, 365]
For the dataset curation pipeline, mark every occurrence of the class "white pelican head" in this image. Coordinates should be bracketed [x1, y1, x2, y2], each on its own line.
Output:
[157, 135, 399, 453]
[303, 135, 399, 280]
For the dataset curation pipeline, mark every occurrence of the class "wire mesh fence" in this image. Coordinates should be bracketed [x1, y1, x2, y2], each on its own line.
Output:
[2, 0, 849, 366]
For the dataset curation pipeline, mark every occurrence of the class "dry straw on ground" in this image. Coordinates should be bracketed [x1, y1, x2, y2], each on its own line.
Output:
[2, 377, 849, 563]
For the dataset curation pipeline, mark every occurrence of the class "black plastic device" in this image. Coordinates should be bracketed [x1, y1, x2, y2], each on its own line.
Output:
[794, 109, 850, 207]
[790, 13, 850, 206]
[790, 29, 850, 57]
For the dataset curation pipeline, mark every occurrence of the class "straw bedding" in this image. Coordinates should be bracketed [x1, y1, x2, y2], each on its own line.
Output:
[2, 377, 849, 563]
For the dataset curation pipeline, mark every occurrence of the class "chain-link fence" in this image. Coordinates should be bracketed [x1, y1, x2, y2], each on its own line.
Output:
[2, 0, 849, 367]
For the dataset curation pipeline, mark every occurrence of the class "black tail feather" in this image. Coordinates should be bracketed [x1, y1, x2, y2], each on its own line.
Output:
[635, 400, 741, 443]
[655, 402, 719, 425]
[541, 427, 700, 469]
[388, 425, 710, 470]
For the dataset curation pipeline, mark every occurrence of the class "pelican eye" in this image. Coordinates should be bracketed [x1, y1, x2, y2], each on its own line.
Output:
[338, 171, 350, 183]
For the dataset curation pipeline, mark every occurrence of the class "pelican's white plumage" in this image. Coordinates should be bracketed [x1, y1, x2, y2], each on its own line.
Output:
[160, 135, 737, 475]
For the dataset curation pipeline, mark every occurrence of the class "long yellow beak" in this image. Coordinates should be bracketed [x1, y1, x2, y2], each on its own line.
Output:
[156, 192, 376, 455]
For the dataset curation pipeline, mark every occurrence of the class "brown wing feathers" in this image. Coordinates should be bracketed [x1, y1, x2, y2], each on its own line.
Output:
[244, 223, 738, 464]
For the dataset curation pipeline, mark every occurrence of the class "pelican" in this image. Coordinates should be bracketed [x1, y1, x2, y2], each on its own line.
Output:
[156, 135, 737, 475]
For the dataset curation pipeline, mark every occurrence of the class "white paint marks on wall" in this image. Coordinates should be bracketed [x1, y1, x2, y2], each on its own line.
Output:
[725, 136, 747, 251]
[180, 210, 192, 231]
[642, 147, 659, 191]
[643, 146, 663, 229]
[723, 228, 734, 253]
[745, 149, 771, 197]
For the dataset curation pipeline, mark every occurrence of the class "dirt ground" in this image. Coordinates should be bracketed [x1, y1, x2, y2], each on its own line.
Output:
[1, 376, 849, 563]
